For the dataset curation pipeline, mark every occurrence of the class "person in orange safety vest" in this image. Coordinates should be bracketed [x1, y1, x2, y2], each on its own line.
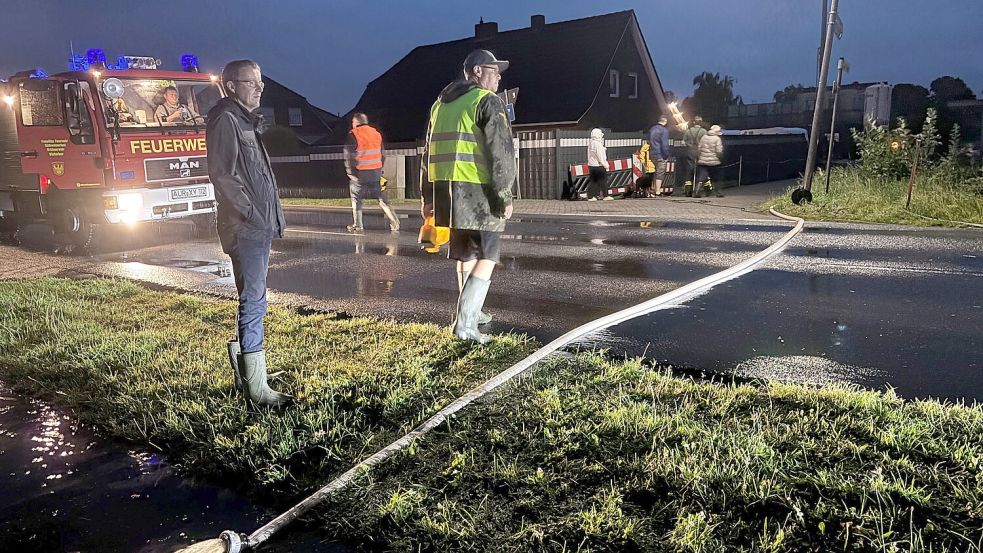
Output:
[344, 113, 400, 233]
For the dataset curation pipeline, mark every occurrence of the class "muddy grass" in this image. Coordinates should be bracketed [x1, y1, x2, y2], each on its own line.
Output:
[1, 279, 981, 552]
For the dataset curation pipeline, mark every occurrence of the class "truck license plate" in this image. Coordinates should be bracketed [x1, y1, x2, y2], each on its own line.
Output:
[170, 186, 208, 201]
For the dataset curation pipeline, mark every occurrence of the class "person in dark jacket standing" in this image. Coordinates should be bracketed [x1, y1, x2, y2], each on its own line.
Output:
[423, 49, 516, 343]
[207, 59, 289, 407]
[648, 116, 670, 195]
[344, 113, 400, 233]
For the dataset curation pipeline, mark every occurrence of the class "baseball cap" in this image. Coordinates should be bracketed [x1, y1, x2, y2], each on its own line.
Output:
[463, 49, 509, 75]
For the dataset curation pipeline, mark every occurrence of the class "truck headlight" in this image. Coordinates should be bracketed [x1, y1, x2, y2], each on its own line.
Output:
[118, 193, 143, 211]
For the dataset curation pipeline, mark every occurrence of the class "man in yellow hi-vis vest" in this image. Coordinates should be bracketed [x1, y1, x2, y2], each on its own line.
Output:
[423, 49, 516, 344]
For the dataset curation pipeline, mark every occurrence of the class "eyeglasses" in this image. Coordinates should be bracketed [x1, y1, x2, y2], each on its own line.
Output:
[479, 65, 501, 74]
[231, 80, 265, 89]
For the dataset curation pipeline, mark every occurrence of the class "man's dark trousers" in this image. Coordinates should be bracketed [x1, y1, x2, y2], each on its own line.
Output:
[229, 235, 273, 354]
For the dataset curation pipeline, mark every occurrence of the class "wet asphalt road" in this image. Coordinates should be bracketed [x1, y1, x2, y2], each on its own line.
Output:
[3, 205, 981, 551]
[588, 224, 983, 403]
[16, 207, 982, 400]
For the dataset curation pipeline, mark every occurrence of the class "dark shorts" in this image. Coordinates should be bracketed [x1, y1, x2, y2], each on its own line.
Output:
[350, 180, 383, 201]
[448, 229, 501, 263]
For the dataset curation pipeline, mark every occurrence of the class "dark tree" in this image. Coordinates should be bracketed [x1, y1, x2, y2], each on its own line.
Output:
[929, 76, 976, 103]
[688, 72, 738, 125]
[928, 76, 977, 140]
[891, 83, 930, 130]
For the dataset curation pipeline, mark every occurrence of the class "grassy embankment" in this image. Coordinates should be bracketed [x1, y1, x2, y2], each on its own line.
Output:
[764, 166, 983, 227]
[1, 278, 981, 551]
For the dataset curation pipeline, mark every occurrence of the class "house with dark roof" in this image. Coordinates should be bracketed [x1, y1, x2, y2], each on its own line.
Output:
[257, 76, 340, 149]
[270, 11, 674, 200]
[330, 11, 669, 143]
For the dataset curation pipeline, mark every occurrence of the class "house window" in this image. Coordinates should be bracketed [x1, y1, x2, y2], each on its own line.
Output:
[609, 70, 619, 98]
[288, 107, 303, 127]
[627, 72, 638, 99]
[257, 106, 275, 125]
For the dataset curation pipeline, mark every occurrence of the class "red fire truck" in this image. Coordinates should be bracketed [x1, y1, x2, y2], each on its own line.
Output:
[0, 55, 222, 250]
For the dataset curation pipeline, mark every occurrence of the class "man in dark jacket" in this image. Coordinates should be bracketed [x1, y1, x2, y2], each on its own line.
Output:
[648, 116, 670, 195]
[423, 49, 516, 343]
[207, 59, 289, 407]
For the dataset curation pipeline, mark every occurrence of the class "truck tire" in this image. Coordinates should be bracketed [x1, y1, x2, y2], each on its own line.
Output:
[0, 211, 23, 245]
[53, 206, 96, 253]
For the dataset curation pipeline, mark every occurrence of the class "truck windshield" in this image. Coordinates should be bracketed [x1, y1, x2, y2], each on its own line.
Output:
[103, 78, 222, 130]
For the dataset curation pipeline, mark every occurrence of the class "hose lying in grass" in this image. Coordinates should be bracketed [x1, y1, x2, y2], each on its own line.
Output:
[176, 212, 805, 553]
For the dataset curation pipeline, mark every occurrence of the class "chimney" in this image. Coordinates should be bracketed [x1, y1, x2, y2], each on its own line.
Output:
[531, 14, 546, 29]
[475, 18, 498, 41]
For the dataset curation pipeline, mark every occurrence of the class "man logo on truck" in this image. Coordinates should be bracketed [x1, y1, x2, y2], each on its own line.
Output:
[169, 160, 201, 171]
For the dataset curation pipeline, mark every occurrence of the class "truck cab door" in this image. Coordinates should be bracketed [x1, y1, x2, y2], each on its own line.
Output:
[15, 79, 105, 190]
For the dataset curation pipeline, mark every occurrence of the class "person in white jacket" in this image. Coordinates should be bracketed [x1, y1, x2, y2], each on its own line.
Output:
[696, 125, 724, 198]
[586, 128, 612, 201]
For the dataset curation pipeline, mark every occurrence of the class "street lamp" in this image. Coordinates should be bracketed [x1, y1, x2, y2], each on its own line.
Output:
[793, 0, 843, 205]
[824, 57, 849, 194]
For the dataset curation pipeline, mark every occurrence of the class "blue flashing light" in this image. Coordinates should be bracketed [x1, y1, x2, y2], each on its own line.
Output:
[181, 54, 199, 70]
[68, 53, 89, 71]
[30, 68, 48, 79]
[87, 48, 108, 65]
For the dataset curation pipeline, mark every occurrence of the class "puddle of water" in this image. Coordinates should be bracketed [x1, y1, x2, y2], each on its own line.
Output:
[0, 382, 348, 552]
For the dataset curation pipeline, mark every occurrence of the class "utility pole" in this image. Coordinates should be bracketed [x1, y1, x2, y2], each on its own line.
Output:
[824, 57, 848, 194]
[796, 0, 840, 203]
[817, 0, 828, 88]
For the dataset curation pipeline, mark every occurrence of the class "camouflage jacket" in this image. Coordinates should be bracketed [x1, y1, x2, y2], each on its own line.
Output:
[424, 80, 516, 232]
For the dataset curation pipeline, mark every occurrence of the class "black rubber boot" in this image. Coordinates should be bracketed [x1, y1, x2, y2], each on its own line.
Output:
[452, 275, 492, 344]
[227, 340, 243, 392]
[239, 351, 291, 407]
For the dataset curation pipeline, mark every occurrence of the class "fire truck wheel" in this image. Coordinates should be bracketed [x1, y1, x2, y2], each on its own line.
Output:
[53, 207, 96, 252]
[0, 213, 23, 245]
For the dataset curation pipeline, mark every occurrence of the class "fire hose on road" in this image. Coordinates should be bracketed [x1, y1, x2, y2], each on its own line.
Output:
[177, 210, 806, 553]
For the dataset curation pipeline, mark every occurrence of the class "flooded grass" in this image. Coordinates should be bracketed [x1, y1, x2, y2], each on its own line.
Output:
[1, 279, 981, 551]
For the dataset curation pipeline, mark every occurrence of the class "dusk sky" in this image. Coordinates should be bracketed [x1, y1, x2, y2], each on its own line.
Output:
[3, 0, 980, 114]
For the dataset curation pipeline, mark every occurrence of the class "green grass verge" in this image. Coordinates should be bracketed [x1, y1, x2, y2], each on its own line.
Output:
[328, 353, 982, 552]
[281, 197, 420, 207]
[1, 279, 981, 551]
[762, 167, 983, 227]
[0, 277, 534, 494]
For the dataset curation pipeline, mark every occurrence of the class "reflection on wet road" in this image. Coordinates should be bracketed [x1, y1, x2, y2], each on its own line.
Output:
[587, 226, 983, 403]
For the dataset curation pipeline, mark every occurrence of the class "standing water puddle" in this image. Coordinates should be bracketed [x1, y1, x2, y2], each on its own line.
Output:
[0, 382, 347, 552]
